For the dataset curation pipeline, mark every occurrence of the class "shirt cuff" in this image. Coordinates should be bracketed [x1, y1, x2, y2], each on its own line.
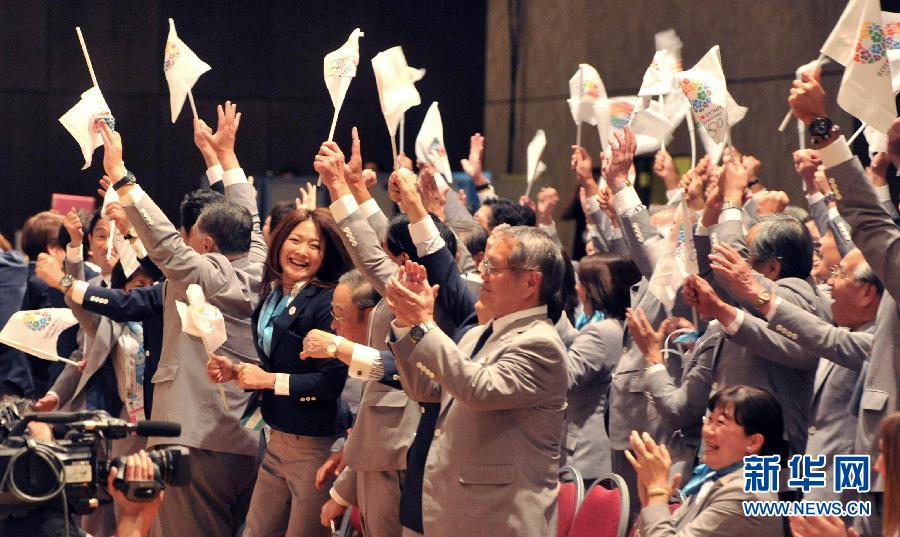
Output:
[718, 208, 743, 224]
[390, 320, 412, 342]
[586, 194, 601, 215]
[348, 344, 385, 380]
[611, 226, 623, 239]
[476, 185, 497, 203]
[409, 214, 441, 244]
[722, 309, 744, 336]
[695, 222, 709, 236]
[120, 184, 146, 207]
[806, 193, 824, 205]
[66, 243, 83, 264]
[330, 194, 360, 223]
[646, 363, 666, 375]
[70, 280, 89, 305]
[764, 296, 783, 321]
[359, 198, 380, 219]
[827, 206, 841, 220]
[538, 221, 558, 237]
[206, 164, 224, 186]
[330, 487, 351, 507]
[820, 136, 854, 168]
[222, 167, 248, 187]
[613, 186, 643, 216]
[875, 185, 891, 203]
[274, 373, 291, 396]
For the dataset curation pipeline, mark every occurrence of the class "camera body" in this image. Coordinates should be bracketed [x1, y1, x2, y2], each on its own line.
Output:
[0, 401, 188, 516]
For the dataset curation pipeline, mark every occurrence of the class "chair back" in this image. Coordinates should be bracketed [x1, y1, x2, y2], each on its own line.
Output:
[557, 465, 585, 537]
[567, 472, 629, 537]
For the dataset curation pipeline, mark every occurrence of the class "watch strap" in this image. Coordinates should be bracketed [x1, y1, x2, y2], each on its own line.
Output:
[112, 171, 136, 191]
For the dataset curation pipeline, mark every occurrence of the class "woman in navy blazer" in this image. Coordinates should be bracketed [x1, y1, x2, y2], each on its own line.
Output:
[209, 207, 352, 537]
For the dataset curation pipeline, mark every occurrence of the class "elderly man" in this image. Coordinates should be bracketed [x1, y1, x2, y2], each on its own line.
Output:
[383, 225, 568, 537]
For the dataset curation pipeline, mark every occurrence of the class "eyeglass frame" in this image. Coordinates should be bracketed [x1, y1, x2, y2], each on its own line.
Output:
[478, 257, 538, 277]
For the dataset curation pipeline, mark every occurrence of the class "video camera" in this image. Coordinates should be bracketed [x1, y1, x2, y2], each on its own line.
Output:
[0, 400, 189, 516]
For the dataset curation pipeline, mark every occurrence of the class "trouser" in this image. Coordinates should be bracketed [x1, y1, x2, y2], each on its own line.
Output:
[150, 447, 258, 537]
[242, 431, 336, 537]
[611, 449, 641, 532]
[357, 469, 405, 537]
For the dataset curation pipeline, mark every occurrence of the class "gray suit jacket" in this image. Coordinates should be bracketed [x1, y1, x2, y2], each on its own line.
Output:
[636, 469, 782, 537]
[389, 311, 568, 537]
[561, 318, 622, 479]
[828, 155, 900, 471]
[124, 182, 264, 456]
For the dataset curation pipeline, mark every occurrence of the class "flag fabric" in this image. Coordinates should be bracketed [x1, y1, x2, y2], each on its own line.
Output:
[0, 308, 79, 363]
[415, 102, 453, 183]
[676, 45, 734, 145]
[567, 64, 607, 126]
[881, 11, 900, 93]
[164, 19, 211, 123]
[837, 0, 896, 133]
[821, 0, 865, 66]
[648, 199, 698, 311]
[655, 29, 684, 72]
[596, 97, 668, 155]
[526, 129, 547, 192]
[697, 91, 749, 165]
[59, 86, 113, 170]
[324, 28, 364, 111]
[631, 98, 675, 153]
[372, 46, 422, 136]
[639, 50, 676, 97]
[176, 284, 226, 355]
[864, 124, 888, 155]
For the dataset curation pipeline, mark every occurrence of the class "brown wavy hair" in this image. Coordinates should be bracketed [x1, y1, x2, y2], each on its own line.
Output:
[880, 412, 900, 537]
[260, 208, 352, 296]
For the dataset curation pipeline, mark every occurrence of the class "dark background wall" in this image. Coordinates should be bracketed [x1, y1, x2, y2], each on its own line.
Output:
[0, 0, 486, 240]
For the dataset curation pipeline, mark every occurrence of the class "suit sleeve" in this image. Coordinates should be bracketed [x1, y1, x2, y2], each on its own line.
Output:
[336, 209, 398, 296]
[727, 311, 821, 371]
[565, 323, 617, 390]
[387, 330, 443, 403]
[224, 180, 268, 265]
[331, 466, 358, 507]
[619, 208, 665, 279]
[808, 196, 831, 240]
[79, 284, 163, 323]
[827, 213, 856, 258]
[443, 185, 478, 233]
[419, 246, 477, 329]
[638, 486, 772, 537]
[285, 303, 348, 400]
[376, 351, 403, 390]
[643, 332, 717, 430]
[367, 209, 390, 241]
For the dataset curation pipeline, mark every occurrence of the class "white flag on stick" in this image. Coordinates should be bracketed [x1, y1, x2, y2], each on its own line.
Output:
[526, 129, 546, 197]
[324, 28, 364, 140]
[631, 98, 675, 153]
[881, 11, 900, 93]
[676, 45, 736, 145]
[0, 308, 80, 365]
[639, 50, 676, 97]
[372, 46, 422, 137]
[821, 0, 865, 66]
[836, 0, 896, 133]
[648, 199, 698, 311]
[697, 92, 748, 165]
[415, 102, 453, 183]
[164, 19, 211, 123]
[655, 29, 684, 72]
[59, 86, 114, 170]
[567, 64, 606, 126]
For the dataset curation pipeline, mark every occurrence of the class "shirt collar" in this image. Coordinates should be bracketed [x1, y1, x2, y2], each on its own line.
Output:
[491, 305, 548, 335]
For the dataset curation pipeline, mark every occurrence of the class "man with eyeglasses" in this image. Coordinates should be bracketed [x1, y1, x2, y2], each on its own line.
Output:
[680, 247, 881, 502]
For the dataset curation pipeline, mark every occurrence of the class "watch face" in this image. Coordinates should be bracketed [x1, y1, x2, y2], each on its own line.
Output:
[410, 326, 424, 341]
[326, 343, 337, 355]
[810, 117, 833, 138]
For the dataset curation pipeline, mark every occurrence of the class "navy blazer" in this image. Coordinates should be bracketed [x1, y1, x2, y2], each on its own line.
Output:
[79, 283, 164, 418]
[250, 283, 348, 437]
[0, 252, 31, 398]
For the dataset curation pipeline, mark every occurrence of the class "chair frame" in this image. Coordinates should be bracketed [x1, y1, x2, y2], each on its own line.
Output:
[559, 465, 586, 509]
[590, 472, 630, 537]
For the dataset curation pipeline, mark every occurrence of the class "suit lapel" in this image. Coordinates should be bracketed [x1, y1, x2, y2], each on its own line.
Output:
[814, 359, 835, 396]
[269, 285, 319, 355]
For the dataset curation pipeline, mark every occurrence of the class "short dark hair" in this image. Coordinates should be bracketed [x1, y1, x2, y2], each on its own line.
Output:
[268, 200, 296, 236]
[385, 213, 457, 261]
[180, 189, 224, 235]
[708, 385, 787, 460]
[749, 215, 814, 280]
[262, 208, 352, 293]
[196, 201, 252, 257]
[577, 254, 642, 320]
[483, 198, 534, 228]
[21, 211, 64, 259]
[338, 269, 382, 322]
[495, 226, 567, 322]
[461, 225, 488, 257]
[87, 210, 106, 237]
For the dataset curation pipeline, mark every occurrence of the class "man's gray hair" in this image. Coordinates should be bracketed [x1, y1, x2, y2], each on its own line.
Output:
[494, 226, 566, 319]
[852, 257, 884, 296]
[338, 269, 382, 314]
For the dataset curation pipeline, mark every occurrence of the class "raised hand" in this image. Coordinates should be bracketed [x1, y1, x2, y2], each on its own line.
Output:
[626, 307, 665, 366]
[606, 127, 637, 191]
[397, 152, 414, 172]
[63, 208, 84, 246]
[755, 190, 790, 216]
[35, 253, 65, 289]
[344, 127, 365, 189]
[570, 145, 598, 195]
[300, 329, 340, 360]
[200, 102, 242, 162]
[625, 430, 681, 508]
[680, 170, 705, 211]
[709, 243, 768, 303]
[295, 183, 317, 211]
[98, 122, 126, 183]
[792, 149, 821, 194]
[788, 72, 827, 126]
[384, 262, 437, 328]
[193, 118, 218, 167]
[314, 142, 348, 192]
[742, 154, 761, 184]
[653, 149, 679, 189]
[681, 274, 733, 322]
[418, 164, 447, 221]
[388, 168, 424, 219]
[813, 166, 833, 196]
[461, 133, 487, 184]
[720, 157, 749, 204]
[105, 202, 132, 235]
[362, 169, 378, 188]
[536, 187, 559, 226]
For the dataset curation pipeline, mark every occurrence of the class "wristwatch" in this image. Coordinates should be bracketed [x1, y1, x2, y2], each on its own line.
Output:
[326, 336, 345, 357]
[823, 192, 836, 204]
[59, 274, 75, 293]
[410, 321, 436, 344]
[754, 289, 773, 309]
[112, 170, 137, 191]
[809, 117, 837, 146]
[612, 178, 632, 194]
[721, 200, 741, 212]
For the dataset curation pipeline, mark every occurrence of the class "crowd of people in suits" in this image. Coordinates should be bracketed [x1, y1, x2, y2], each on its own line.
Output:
[0, 70, 898, 537]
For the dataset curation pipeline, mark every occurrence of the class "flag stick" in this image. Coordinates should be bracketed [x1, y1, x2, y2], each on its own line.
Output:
[658, 95, 667, 153]
[576, 122, 583, 148]
[75, 27, 99, 89]
[779, 53, 825, 132]
[798, 120, 806, 150]
[686, 102, 697, 168]
[846, 122, 867, 145]
[58, 356, 82, 367]
[389, 131, 399, 171]
[187, 90, 199, 120]
[327, 108, 340, 142]
[575, 65, 584, 148]
[399, 115, 405, 155]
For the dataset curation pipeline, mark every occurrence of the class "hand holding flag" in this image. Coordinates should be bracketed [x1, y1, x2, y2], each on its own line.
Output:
[415, 102, 453, 183]
[177, 284, 229, 408]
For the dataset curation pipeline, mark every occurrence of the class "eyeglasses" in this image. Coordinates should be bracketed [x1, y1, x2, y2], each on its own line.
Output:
[830, 265, 852, 281]
[479, 258, 517, 277]
[331, 309, 345, 323]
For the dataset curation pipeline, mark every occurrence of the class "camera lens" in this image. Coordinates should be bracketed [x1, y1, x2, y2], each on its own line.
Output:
[9, 446, 65, 501]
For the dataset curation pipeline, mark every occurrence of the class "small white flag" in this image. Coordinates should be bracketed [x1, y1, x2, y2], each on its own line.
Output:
[631, 98, 675, 154]
[526, 129, 547, 195]
[639, 50, 675, 97]
[324, 28, 364, 111]
[176, 284, 227, 355]
[821, 0, 865, 66]
[864, 124, 888, 155]
[648, 199, 698, 311]
[0, 308, 80, 364]
[676, 45, 736, 145]
[655, 29, 684, 72]
[372, 46, 422, 136]
[881, 11, 900, 93]
[164, 19, 211, 123]
[59, 86, 114, 170]
[567, 64, 607, 126]
[415, 102, 453, 183]
[836, 0, 896, 133]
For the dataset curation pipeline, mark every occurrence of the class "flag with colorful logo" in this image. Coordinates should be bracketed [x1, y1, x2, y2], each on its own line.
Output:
[372, 46, 422, 136]
[567, 64, 607, 126]
[0, 308, 80, 364]
[58, 86, 114, 170]
[415, 102, 453, 183]
[676, 45, 736, 145]
[821, 0, 865, 66]
[164, 19, 211, 123]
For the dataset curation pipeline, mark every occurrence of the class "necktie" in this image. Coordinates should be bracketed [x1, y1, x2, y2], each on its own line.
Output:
[469, 323, 494, 358]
